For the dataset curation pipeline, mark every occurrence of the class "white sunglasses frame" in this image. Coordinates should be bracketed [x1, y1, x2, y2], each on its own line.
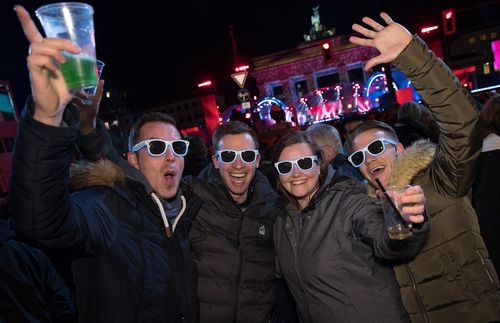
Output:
[215, 149, 260, 164]
[274, 155, 319, 176]
[131, 139, 190, 157]
[348, 138, 398, 168]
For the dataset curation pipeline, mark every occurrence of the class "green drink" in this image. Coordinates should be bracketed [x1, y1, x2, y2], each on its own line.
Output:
[60, 54, 98, 90]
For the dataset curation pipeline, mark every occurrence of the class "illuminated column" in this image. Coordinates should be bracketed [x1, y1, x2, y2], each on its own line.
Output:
[197, 81, 220, 139]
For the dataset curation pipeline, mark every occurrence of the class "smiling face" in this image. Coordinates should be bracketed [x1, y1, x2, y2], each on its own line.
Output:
[277, 143, 320, 210]
[352, 128, 404, 188]
[127, 121, 184, 199]
[212, 133, 260, 204]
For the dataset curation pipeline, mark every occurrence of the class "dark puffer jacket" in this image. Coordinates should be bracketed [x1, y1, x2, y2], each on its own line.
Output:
[274, 168, 429, 323]
[0, 218, 75, 322]
[366, 36, 500, 323]
[185, 165, 278, 323]
[10, 108, 202, 323]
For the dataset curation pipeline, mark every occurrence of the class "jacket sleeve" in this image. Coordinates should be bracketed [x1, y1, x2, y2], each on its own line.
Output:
[352, 194, 429, 260]
[76, 119, 121, 163]
[9, 104, 118, 255]
[393, 36, 482, 197]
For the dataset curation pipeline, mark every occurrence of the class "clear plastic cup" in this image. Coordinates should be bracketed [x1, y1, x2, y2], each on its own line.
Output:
[83, 59, 105, 95]
[35, 2, 97, 90]
[378, 185, 413, 240]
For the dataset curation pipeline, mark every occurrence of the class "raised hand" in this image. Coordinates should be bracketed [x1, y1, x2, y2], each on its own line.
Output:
[72, 79, 105, 135]
[349, 12, 412, 71]
[15, 5, 80, 126]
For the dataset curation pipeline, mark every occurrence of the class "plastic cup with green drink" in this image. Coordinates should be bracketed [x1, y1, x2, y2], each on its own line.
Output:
[35, 2, 97, 91]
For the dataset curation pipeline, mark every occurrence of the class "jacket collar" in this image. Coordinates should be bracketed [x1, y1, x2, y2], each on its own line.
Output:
[197, 163, 277, 206]
[69, 159, 126, 192]
[366, 139, 436, 197]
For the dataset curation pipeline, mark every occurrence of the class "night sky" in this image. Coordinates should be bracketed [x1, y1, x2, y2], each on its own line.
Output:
[1, 0, 497, 112]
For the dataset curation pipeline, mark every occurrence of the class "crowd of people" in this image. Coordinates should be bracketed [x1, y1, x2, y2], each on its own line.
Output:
[1, 6, 499, 323]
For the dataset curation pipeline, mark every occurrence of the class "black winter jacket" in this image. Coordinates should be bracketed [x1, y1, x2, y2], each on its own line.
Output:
[9, 107, 202, 323]
[185, 165, 279, 323]
[274, 168, 429, 323]
[0, 218, 75, 322]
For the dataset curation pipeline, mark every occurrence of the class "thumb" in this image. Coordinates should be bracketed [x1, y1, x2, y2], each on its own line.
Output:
[92, 79, 105, 112]
[364, 56, 385, 71]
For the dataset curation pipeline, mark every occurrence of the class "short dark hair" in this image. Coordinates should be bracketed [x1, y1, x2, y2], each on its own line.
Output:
[212, 121, 259, 150]
[352, 120, 399, 143]
[128, 112, 177, 151]
[272, 131, 327, 209]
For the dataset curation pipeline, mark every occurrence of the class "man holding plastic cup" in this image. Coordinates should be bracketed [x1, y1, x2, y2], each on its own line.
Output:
[10, 5, 200, 322]
[349, 12, 500, 322]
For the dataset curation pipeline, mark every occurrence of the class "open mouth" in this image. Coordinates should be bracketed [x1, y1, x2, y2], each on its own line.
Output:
[230, 173, 246, 183]
[164, 170, 176, 180]
[369, 165, 385, 177]
[291, 179, 307, 185]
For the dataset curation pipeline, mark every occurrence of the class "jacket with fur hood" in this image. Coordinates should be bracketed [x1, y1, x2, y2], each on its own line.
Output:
[367, 36, 500, 323]
[10, 106, 202, 323]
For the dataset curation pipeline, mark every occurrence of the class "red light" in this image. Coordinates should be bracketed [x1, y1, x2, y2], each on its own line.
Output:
[421, 25, 439, 34]
[442, 9, 456, 35]
[197, 81, 212, 88]
[322, 42, 330, 50]
[180, 126, 200, 135]
[235, 65, 249, 72]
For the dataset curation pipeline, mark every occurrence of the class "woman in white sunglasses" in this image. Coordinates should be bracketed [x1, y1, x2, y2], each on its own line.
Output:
[272, 131, 429, 323]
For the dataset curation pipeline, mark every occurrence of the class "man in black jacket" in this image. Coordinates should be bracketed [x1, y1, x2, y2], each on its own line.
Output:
[185, 121, 282, 323]
[10, 6, 201, 322]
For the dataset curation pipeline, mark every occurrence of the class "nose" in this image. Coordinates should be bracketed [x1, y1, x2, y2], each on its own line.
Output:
[164, 146, 175, 161]
[232, 155, 245, 169]
[364, 152, 377, 164]
[290, 164, 301, 177]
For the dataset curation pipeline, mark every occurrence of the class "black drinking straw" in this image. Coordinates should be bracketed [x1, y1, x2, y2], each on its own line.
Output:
[375, 178, 409, 224]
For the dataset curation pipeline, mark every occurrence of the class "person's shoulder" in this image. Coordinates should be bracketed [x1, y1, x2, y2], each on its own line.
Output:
[69, 159, 126, 193]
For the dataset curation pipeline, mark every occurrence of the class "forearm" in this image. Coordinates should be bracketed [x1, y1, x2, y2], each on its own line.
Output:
[394, 36, 482, 195]
[10, 103, 78, 241]
[77, 119, 120, 163]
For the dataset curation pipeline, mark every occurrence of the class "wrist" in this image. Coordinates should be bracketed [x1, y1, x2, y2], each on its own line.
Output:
[33, 108, 64, 126]
[80, 119, 97, 135]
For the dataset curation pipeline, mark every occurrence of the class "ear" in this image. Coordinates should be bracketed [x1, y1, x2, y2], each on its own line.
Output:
[212, 154, 220, 169]
[255, 153, 261, 168]
[127, 152, 140, 170]
[395, 143, 405, 155]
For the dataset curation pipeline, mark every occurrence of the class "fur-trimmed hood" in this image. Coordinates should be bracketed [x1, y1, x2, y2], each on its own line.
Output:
[367, 139, 436, 196]
[69, 159, 126, 192]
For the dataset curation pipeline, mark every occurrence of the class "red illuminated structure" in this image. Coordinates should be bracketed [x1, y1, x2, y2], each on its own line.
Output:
[0, 81, 18, 193]
[197, 81, 221, 139]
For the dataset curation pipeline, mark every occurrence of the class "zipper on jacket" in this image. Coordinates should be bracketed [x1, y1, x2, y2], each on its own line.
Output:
[475, 249, 496, 287]
[232, 207, 246, 322]
[406, 264, 430, 323]
[296, 211, 313, 321]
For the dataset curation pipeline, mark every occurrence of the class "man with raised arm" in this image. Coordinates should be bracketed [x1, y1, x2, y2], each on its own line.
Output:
[349, 13, 500, 322]
[10, 6, 201, 322]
